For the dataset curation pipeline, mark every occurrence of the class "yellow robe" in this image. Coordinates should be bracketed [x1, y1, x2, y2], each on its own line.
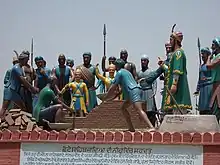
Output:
[61, 81, 89, 113]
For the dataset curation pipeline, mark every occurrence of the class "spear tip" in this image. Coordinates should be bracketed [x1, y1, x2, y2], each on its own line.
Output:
[103, 24, 106, 35]
[197, 37, 200, 47]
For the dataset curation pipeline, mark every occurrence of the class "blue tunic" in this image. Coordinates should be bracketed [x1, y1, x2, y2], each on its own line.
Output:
[33, 67, 52, 108]
[113, 69, 142, 103]
[36, 67, 51, 91]
[8, 64, 25, 101]
[3, 69, 12, 101]
[196, 64, 213, 111]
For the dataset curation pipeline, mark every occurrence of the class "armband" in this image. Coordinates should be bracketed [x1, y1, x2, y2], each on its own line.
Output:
[162, 64, 168, 70]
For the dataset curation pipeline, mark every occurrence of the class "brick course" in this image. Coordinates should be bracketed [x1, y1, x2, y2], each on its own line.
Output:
[0, 130, 219, 164]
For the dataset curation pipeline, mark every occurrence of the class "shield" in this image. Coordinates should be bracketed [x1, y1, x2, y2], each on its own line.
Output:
[76, 65, 95, 88]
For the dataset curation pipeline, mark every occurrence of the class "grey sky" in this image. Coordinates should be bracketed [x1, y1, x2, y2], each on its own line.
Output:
[0, 0, 219, 110]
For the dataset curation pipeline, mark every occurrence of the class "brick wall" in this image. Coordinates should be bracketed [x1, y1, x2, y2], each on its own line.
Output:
[0, 130, 220, 164]
[69, 100, 147, 129]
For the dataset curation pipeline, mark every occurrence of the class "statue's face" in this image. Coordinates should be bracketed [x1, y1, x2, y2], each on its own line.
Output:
[141, 59, 149, 68]
[67, 62, 74, 68]
[166, 46, 172, 54]
[120, 53, 127, 62]
[58, 57, 65, 65]
[83, 55, 91, 65]
[36, 60, 44, 68]
[201, 52, 208, 62]
[108, 64, 116, 74]
[75, 70, 82, 80]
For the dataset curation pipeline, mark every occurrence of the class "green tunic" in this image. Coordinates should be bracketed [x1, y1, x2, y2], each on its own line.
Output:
[162, 49, 192, 111]
[210, 53, 220, 120]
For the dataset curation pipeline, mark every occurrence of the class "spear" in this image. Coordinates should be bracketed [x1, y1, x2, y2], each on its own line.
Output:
[31, 38, 34, 67]
[103, 24, 107, 92]
[197, 37, 201, 66]
[171, 24, 176, 33]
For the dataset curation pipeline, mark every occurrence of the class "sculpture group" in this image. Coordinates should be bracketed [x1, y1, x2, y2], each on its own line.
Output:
[1, 24, 220, 132]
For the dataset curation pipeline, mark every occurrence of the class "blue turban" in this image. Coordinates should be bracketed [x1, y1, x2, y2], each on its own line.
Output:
[114, 58, 125, 69]
[201, 47, 211, 55]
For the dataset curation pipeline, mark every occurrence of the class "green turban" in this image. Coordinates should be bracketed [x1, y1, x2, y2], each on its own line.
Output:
[114, 58, 125, 69]
[201, 47, 211, 55]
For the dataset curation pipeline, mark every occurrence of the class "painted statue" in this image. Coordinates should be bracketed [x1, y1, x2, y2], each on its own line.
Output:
[159, 31, 192, 114]
[206, 37, 220, 122]
[0, 53, 38, 118]
[98, 56, 116, 93]
[120, 49, 138, 81]
[21, 50, 36, 113]
[96, 63, 116, 91]
[52, 54, 74, 106]
[33, 56, 51, 109]
[33, 76, 71, 128]
[2, 56, 19, 110]
[194, 47, 213, 115]
[103, 59, 163, 132]
[137, 54, 157, 126]
[60, 69, 89, 117]
[66, 58, 75, 73]
[77, 52, 98, 112]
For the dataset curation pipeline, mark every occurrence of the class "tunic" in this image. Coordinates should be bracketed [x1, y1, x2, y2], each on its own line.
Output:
[196, 64, 212, 111]
[83, 65, 98, 112]
[113, 69, 141, 103]
[55, 65, 71, 106]
[62, 82, 89, 113]
[8, 64, 25, 101]
[163, 49, 192, 111]
[209, 53, 220, 120]
[33, 86, 56, 122]
[137, 68, 157, 112]
[33, 67, 51, 108]
[3, 69, 11, 101]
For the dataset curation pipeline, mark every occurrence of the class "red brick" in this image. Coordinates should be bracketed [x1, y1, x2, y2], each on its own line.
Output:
[124, 132, 133, 142]
[58, 131, 67, 140]
[49, 130, 58, 140]
[39, 130, 49, 140]
[85, 131, 95, 141]
[163, 132, 171, 143]
[133, 131, 143, 142]
[213, 132, 220, 143]
[152, 132, 162, 143]
[30, 130, 40, 140]
[95, 131, 104, 142]
[182, 132, 192, 143]
[172, 132, 182, 143]
[105, 131, 114, 142]
[203, 132, 213, 143]
[114, 131, 123, 142]
[66, 130, 76, 141]
[192, 132, 202, 143]
[11, 131, 21, 140]
[2, 130, 11, 140]
[21, 131, 30, 140]
[76, 131, 85, 141]
[143, 132, 152, 142]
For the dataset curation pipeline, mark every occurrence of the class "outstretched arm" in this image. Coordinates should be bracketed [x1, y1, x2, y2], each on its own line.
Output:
[206, 55, 220, 69]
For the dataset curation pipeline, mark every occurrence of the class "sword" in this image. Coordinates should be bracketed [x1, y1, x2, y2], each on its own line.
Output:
[165, 86, 183, 115]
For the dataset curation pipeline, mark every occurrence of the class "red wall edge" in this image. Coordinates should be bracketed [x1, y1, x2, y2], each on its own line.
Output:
[0, 130, 220, 165]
